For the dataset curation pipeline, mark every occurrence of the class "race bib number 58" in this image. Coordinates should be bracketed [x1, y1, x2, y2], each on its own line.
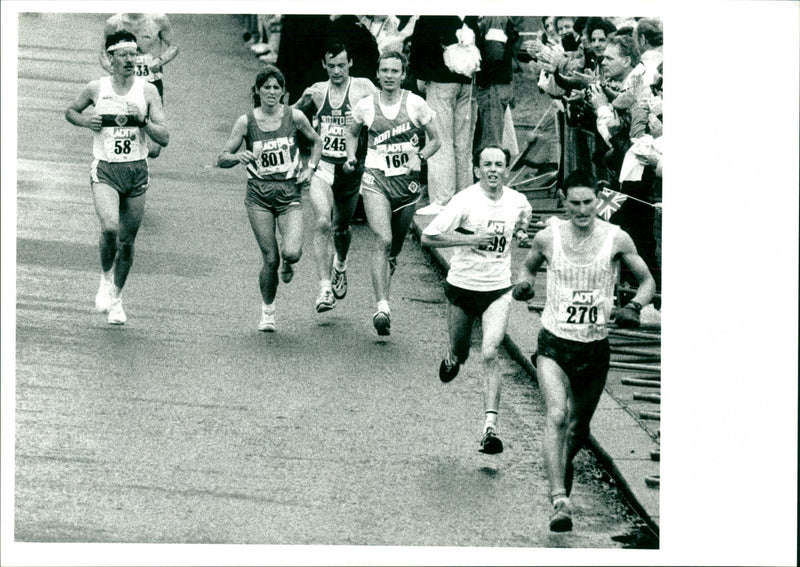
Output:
[103, 126, 138, 162]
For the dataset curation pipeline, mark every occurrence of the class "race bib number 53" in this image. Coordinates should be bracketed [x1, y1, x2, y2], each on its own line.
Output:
[557, 289, 606, 325]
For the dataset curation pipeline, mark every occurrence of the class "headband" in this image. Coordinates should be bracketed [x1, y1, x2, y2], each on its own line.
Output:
[107, 40, 138, 53]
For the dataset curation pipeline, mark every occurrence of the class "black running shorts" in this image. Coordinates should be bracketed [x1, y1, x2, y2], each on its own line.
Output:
[536, 327, 610, 387]
[445, 283, 512, 319]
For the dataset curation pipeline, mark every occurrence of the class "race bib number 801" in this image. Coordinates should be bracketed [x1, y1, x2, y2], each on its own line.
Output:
[254, 138, 292, 176]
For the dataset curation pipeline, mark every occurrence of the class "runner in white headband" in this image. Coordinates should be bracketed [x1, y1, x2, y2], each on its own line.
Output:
[104, 30, 138, 53]
[108, 39, 138, 52]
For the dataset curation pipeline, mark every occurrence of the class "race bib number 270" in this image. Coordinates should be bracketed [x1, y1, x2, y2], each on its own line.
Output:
[557, 288, 606, 325]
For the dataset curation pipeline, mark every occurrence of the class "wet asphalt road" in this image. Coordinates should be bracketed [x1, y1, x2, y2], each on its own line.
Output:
[13, 12, 644, 547]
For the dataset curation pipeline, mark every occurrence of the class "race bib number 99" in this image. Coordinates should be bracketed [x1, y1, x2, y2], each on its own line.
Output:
[557, 288, 606, 326]
[254, 138, 292, 176]
[476, 220, 507, 255]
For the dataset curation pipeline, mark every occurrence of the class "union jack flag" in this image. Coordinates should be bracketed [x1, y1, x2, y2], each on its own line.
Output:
[595, 187, 628, 220]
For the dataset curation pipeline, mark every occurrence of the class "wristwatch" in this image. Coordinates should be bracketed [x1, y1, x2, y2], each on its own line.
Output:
[627, 301, 643, 313]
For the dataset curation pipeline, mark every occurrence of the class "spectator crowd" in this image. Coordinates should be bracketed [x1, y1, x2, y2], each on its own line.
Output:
[242, 14, 663, 297]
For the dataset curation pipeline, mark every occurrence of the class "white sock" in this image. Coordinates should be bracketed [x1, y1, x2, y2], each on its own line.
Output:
[484, 411, 498, 432]
[262, 301, 275, 313]
[377, 300, 390, 314]
[320, 279, 332, 291]
[101, 270, 113, 284]
[333, 257, 346, 271]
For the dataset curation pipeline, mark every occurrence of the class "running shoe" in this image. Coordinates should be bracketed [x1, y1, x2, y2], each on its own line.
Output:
[373, 310, 391, 336]
[280, 260, 295, 283]
[315, 289, 336, 313]
[258, 305, 276, 332]
[331, 267, 347, 299]
[439, 357, 460, 383]
[95, 277, 113, 312]
[479, 427, 504, 454]
[549, 499, 573, 532]
[107, 297, 126, 325]
[388, 256, 397, 276]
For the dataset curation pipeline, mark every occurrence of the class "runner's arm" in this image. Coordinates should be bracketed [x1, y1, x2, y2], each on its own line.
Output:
[615, 231, 656, 308]
[292, 108, 322, 184]
[421, 225, 495, 249]
[152, 15, 180, 70]
[353, 77, 379, 99]
[414, 119, 441, 166]
[421, 202, 495, 249]
[141, 83, 169, 147]
[514, 200, 533, 243]
[65, 82, 102, 131]
[406, 96, 440, 173]
[518, 229, 550, 284]
[291, 84, 318, 113]
[342, 115, 364, 173]
[216, 115, 253, 168]
[98, 21, 115, 73]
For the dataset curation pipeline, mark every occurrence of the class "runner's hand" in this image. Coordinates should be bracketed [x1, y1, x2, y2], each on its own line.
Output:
[515, 228, 531, 248]
[126, 102, 145, 123]
[296, 165, 313, 185]
[237, 150, 255, 165]
[512, 282, 535, 301]
[474, 227, 496, 250]
[343, 158, 357, 174]
[87, 114, 103, 132]
[406, 153, 422, 174]
[615, 304, 641, 328]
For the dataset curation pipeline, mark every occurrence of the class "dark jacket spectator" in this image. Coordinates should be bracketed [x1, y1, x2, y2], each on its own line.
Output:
[475, 16, 518, 88]
[327, 15, 380, 85]
[409, 15, 479, 85]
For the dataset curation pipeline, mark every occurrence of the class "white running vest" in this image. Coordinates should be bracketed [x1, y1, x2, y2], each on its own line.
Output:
[92, 76, 149, 162]
[541, 219, 620, 342]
